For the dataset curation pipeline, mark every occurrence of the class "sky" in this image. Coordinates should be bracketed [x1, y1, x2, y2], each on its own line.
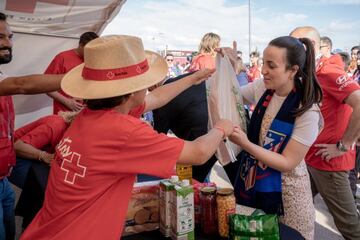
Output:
[103, 0, 360, 62]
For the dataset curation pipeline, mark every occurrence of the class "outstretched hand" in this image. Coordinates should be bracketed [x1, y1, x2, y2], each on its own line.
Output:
[215, 41, 239, 71]
[192, 68, 216, 85]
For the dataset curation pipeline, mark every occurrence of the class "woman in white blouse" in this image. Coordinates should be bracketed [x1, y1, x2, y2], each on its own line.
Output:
[220, 36, 323, 240]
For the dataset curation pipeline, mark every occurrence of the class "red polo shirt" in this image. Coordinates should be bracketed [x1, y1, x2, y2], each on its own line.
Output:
[14, 115, 68, 153]
[305, 54, 360, 171]
[44, 49, 83, 114]
[0, 74, 15, 177]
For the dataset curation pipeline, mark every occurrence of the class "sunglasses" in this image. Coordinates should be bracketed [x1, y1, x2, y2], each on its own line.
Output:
[166, 59, 174, 62]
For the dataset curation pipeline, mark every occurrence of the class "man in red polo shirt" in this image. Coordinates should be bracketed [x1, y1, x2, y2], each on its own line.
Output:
[0, 12, 63, 240]
[291, 26, 360, 240]
[45, 32, 98, 114]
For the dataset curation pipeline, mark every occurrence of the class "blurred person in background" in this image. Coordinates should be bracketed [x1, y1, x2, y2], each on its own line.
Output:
[189, 32, 220, 71]
[339, 49, 360, 200]
[182, 54, 193, 73]
[235, 56, 249, 86]
[320, 36, 332, 59]
[348, 46, 360, 76]
[247, 50, 261, 82]
[337, 51, 351, 71]
[165, 53, 182, 78]
[237, 50, 243, 58]
[348, 49, 360, 204]
[352, 49, 360, 82]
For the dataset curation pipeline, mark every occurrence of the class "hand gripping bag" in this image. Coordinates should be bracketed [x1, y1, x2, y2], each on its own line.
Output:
[206, 54, 247, 165]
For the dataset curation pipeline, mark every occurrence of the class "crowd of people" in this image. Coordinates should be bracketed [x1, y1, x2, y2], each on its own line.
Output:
[1, 10, 360, 240]
[164, 33, 266, 88]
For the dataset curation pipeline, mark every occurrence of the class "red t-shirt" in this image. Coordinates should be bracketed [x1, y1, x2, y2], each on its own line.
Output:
[247, 66, 261, 82]
[44, 49, 83, 114]
[0, 74, 16, 177]
[20, 107, 184, 240]
[0, 95, 15, 176]
[189, 53, 215, 71]
[305, 54, 360, 171]
[14, 115, 68, 153]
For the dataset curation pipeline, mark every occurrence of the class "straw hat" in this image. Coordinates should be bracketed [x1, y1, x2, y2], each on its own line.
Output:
[61, 35, 167, 99]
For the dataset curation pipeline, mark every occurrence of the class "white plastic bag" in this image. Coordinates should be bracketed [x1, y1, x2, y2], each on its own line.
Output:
[207, 54, 247, 165]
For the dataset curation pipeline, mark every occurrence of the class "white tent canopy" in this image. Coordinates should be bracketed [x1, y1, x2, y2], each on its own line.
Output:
[0, 0, 126, 128]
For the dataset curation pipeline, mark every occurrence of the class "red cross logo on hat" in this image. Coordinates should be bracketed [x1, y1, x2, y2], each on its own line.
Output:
[60, 152, 86, 184]
[5, 0, 69, 14]
[106, 71, 115, 80]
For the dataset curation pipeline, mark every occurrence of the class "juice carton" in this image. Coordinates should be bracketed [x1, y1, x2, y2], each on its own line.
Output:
[170, 179, 195, 240]
[159, 175, 179, 237]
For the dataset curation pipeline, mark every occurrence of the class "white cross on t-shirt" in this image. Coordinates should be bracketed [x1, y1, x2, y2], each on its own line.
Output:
[60, 152, 86, 184]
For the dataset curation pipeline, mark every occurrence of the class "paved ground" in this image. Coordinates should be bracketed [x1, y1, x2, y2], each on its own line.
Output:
[13, 162, 352, 239]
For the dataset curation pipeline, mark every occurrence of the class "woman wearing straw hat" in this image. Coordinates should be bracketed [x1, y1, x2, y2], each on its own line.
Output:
[20, 35, 234, 240]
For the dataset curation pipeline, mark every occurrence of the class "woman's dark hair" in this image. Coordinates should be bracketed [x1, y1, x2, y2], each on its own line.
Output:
[0, 12, 6, 21]
[79, 32, 98, 46]
[338, 51, 351, 71]
[269, 36, 323, 116]
[250, 50, 260, 58]
[85, 94, 130, 110]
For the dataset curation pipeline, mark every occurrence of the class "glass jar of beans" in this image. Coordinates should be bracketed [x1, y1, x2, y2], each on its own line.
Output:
[216, 188, 236, 238]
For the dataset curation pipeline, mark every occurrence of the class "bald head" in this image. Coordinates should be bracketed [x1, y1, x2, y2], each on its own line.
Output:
[290, 26, 321, 56]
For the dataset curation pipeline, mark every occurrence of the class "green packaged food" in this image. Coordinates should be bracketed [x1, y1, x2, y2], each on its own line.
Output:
[229, 214, 280, 240]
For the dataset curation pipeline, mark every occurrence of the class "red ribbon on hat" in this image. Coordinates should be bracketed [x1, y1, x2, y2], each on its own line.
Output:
[82, 59, 149, 81]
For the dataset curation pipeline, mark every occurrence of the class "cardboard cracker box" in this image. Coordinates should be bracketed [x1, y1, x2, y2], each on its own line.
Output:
[122, 181, 160, 236]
